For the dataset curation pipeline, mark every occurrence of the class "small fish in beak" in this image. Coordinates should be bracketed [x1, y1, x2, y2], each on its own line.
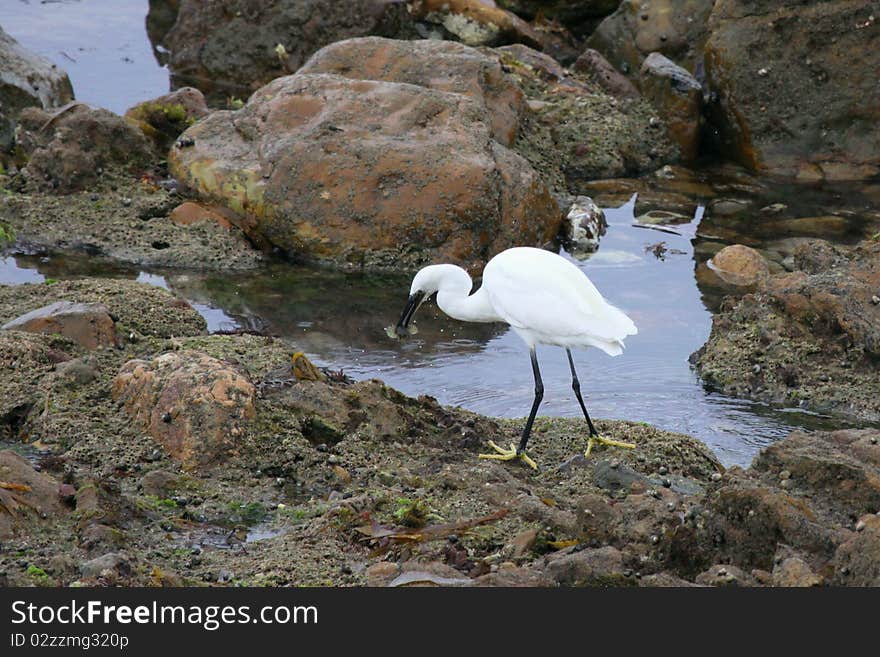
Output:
[386, 291, 426, 340]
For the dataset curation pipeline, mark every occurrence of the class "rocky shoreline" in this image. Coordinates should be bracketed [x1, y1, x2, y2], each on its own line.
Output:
[1, 0, 879, 586]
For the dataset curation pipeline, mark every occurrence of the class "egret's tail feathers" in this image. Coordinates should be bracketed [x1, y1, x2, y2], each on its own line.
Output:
[587, 337, 625, 357]
[606, 304, 637, 338]
[581, 303, 637, 347]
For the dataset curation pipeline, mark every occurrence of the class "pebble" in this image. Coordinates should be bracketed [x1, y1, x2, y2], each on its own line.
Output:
[327, 455, 339, 464]
[650, 535, 660, 545]
[752, 364, 762, 374]
[662, 478, 671, 488]
[711, 472, 722, 482]
[658, 466, 668, 476]
[855, 520, 866, 532]
[872, 295, 880, 305]
[666, 502, 676, 511]
[870, 437, 878, 445]
[780, 479, 793, 489]
[779, 470, 791, 480]
[121, 197, 132, 207]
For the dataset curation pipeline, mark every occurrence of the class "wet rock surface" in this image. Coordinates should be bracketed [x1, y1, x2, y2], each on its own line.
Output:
[704, 0, 880, 179]
[3, 0, 880, 590]
[639, 52, 702, 161]
[571, 48, 640, 99]
[692, 239, 880, 422]
[0, 450, 66, 540]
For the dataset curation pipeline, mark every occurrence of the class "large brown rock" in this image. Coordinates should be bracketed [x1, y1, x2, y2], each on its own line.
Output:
[16, 104, 155, 193]
[112, 351, 256, 470]
[2, 301, 119, 350]
[704, 0, 880, 179]
[169, 40, 561, 272]
[155, 0, 416, 97]
[0, 26, 74, 151]
[586, 0, 715, 76]
[298, 37, 525, 147]
[706, 244, 769, 287]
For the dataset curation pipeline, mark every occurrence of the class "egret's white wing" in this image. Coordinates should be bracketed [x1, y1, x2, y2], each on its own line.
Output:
[483, 248, 637, 344]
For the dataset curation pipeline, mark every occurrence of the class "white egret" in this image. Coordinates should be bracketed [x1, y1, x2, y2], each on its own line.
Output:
[393, 246, 638, 469]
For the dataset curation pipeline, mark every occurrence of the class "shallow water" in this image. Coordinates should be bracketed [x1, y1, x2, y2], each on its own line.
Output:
[0, 0, 169, 114]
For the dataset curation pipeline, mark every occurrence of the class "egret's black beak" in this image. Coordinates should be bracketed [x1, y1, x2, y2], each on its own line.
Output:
[395, 291, 425, 337]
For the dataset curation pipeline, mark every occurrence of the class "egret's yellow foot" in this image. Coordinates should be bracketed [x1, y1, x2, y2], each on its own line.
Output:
[585, 434, 636, 458]
[478, 441, 538, 470]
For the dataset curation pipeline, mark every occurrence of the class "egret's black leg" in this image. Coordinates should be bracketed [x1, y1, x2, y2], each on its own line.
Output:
[567, 348, 599, 437]
[516, 347, 544, 454]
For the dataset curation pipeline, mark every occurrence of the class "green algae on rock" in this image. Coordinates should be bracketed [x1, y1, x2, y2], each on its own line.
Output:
[0, 173, 265, 270]
[0, 278, 206, 338]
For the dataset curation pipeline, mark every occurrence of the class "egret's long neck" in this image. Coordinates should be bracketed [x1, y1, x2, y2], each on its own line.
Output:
[437, 285, 499, 323]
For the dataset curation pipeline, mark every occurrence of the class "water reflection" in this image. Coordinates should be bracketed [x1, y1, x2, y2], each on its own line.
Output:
[0, 0, 170, 114]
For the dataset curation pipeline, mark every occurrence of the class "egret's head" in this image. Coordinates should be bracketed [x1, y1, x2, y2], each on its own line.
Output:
[394, 264, 467, 338]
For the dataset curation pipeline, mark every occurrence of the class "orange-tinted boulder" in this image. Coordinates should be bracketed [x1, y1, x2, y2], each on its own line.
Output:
[112, 351, 256, 470]
[169, 42, 561, 272]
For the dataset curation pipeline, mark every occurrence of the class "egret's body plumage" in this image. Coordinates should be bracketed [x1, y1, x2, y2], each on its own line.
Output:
[395, 246, 638, 468]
